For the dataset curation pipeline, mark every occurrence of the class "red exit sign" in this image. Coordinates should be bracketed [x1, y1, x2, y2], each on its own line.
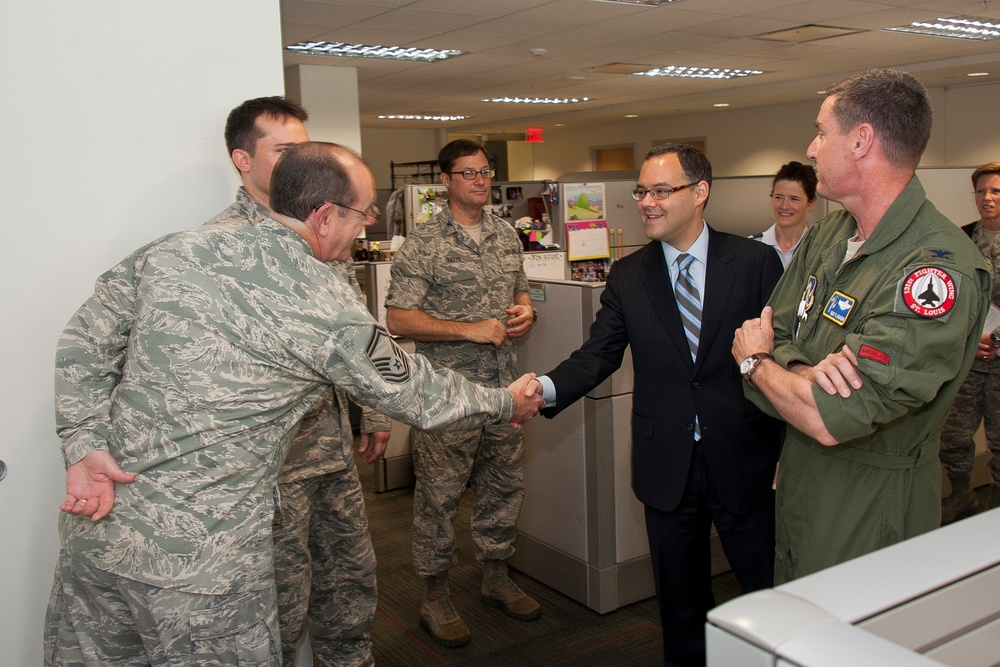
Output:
[526, 127, 544, 143]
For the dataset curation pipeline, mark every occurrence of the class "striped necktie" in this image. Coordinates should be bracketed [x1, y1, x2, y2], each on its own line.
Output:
[675, 253, 702, 361]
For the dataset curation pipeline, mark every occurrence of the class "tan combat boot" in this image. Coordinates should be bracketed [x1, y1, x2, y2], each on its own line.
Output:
[419, 572, 471, 647]
[481, 560, 542, 621]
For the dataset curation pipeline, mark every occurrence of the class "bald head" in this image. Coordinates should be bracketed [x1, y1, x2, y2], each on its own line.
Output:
[270, 142, 367, 222]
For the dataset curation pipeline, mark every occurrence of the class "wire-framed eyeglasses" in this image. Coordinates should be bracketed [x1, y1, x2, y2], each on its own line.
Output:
[631, 182, 699, 201]
[446, 168, 495, 180]
[322, 202, 382, 223]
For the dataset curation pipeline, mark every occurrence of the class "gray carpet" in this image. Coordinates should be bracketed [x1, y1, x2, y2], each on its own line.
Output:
[356, 452, 744, 666]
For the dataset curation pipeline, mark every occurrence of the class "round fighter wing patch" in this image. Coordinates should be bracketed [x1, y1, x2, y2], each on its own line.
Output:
[901, 266, 957, 318]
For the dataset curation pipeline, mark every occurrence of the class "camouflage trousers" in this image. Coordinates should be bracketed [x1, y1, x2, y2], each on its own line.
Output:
[411, 423, 524, 577]
[940, 368, 1000, 488]
[272, 460, 376, 667]
[44, 549, 279, 666]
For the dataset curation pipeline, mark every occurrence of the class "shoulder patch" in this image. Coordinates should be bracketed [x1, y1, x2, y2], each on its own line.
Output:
[366, 326, 411, 383]
[900, 266, 957, 318]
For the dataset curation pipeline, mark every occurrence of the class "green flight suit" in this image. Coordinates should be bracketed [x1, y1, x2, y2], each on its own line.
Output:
[747, 176, 991, 583]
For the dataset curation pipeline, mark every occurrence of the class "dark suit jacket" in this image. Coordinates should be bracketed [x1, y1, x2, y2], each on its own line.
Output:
[543, 227, 784, 514]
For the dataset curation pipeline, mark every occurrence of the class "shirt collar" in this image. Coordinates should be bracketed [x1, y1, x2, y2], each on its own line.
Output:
[661, 220, 709, 269]
[236, 186, 272, 225]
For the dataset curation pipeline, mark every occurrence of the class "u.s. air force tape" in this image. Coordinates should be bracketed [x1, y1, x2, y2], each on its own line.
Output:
[366, 325, 411, 383]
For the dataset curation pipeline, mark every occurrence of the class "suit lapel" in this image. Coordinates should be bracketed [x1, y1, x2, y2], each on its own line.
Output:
[698, 227, 734, 367]
[640, 243, 694, 369]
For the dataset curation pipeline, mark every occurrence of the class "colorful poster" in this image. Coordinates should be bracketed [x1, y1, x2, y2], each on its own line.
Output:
[563, 183, 605, 222]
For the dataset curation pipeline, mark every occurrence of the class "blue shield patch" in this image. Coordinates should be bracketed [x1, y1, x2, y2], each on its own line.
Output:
[822, 291, 856, 326]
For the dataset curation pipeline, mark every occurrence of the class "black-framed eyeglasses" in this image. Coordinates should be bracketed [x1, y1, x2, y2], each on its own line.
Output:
[631, 182, 699, 201]
[445, 168, 495, 180]
[321, 201, 382, 223]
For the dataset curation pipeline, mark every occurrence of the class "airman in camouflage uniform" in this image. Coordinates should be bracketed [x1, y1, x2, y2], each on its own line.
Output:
[940, 162, 1000, 522]
[210, 186, 389, 666]
[208, 93, 391, 664]
[46, 142, 542, 666]
[385, 139, 540, 647]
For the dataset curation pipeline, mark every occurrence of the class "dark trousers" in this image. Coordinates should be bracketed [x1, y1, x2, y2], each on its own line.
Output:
[643, 441, 774, 667]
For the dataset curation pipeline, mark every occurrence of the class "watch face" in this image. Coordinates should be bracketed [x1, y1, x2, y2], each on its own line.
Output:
[740, 357, 754, 375]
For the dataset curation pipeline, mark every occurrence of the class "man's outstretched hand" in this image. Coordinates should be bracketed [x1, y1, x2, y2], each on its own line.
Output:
[507, 373, 545, 428]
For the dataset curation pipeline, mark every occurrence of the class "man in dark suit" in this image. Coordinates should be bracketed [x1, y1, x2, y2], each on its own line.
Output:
[536, 144, 783, 666]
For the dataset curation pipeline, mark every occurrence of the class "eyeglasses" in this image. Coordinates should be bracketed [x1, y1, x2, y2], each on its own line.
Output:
[446, 168, 495, 180]
[323, 202, 382, 223]
[631, 182, 699, 201]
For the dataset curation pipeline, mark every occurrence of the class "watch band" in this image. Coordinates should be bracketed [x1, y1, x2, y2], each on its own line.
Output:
[745, 353, 773, 388]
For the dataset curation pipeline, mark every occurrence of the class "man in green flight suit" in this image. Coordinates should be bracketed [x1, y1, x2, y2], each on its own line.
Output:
[732, 69, 991, 584]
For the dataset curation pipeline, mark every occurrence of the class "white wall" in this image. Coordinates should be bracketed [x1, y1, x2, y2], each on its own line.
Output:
[365, 82, 1000, 182]
[532, 83, 1000, 179]
[361, 127, 447, 190]
[507, 141, 536, 181]
[286, 64, 362, 153]
[0, 1, 284, 664]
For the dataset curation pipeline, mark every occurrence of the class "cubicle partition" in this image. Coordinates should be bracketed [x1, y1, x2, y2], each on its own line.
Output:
[509, 278, 651, 613]
[707, 508, 1000, 666]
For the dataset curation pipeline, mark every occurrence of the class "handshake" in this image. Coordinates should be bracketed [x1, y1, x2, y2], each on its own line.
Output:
[506, 373, 547, 428]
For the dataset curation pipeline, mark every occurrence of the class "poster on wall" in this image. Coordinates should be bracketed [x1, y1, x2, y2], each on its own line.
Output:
[563, 182, 605, 222]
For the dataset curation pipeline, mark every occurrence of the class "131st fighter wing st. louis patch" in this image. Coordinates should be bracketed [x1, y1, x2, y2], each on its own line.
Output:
[366, 325, 411, 383]
[898, 266, 958, 319]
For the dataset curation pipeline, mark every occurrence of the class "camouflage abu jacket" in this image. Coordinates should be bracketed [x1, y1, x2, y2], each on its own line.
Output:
[206, 187, 391, 483]
[385, 207, 528, 387]
[55, 218, 514, 594]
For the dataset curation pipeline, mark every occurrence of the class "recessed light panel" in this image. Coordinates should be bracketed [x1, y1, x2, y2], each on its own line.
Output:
[481, 97, 590, 104]
[884, 15, 1000, 41]
[285, 41, 463, 61]
[377, 114, 469, 121]
[755, 24, 864, 43]
[634, 66, 763, 79]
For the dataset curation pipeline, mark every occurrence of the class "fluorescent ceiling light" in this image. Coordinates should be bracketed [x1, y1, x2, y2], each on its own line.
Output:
[377, 114, 469, 121]
[634, 66, 763, 79]
[884, 15, 1000, 41]
[285, 41, 463, 61]
[481, 97, 590, 104]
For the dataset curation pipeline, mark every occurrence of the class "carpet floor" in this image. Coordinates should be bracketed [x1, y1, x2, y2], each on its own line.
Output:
[356, 453, 744, 666]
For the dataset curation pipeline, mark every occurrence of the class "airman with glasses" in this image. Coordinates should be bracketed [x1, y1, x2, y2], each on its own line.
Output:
[384, 139, 539, 647]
